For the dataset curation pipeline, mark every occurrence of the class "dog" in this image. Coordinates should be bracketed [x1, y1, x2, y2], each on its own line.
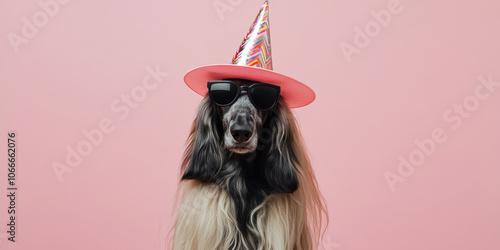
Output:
[172, 79, 328, 250]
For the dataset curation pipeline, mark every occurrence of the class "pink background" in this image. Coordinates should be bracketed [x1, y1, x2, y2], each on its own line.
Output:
[1, 0, 499, 249]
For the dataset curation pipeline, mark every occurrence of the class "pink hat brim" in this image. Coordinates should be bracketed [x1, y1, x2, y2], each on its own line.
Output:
[184, 64, 315, 108]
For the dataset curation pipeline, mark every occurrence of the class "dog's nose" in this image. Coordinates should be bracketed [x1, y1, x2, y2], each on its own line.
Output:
[230, 124, 253, 142]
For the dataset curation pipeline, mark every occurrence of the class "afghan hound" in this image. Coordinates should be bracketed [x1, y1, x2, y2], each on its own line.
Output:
[171, 79, 328, 250]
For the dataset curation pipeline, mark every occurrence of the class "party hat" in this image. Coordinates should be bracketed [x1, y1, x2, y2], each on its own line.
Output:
[232, 0, 272, 70]
[184, 0, 315, 108]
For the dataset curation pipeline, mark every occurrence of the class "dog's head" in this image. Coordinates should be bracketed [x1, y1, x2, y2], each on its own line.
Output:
[218, 79, 267, 154]
[181, 79, 298, 193]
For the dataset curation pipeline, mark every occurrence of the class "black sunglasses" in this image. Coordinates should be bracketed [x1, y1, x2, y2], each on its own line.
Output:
[207, 80, 281, 110]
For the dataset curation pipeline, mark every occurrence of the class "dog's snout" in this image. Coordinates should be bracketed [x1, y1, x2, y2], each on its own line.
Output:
[230, 124, 253, 142]
[230, 113, 254, 142]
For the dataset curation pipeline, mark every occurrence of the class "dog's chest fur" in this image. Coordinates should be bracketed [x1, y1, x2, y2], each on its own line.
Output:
[219, 153, 273, 233]
[178, 152, 297, 249]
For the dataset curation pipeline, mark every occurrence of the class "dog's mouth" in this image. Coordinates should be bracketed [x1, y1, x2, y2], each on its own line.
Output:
[225, 142, 257, 154]
[224, 131, 258, 154]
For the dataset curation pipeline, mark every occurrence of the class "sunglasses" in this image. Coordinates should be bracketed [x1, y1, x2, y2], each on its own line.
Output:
[207, 80, 281, 110]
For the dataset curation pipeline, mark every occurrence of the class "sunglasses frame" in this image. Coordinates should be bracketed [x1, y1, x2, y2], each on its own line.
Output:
[207, 80, 281, 110]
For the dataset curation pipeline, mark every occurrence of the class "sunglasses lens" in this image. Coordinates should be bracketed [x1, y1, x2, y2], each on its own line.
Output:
[209, 82, 239, 105]
[250, 85, 279, 110]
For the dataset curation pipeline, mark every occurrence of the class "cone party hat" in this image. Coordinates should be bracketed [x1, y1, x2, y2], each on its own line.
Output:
[232, 0, 272, 70]
[184, 0, 315, 108]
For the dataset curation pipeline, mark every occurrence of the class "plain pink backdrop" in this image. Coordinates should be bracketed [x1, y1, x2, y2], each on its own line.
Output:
[1, 0, 499, 249]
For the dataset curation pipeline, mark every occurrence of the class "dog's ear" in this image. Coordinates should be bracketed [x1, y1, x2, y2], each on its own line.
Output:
[260, 101, 299, 193]
[181, 97, 223, 182]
